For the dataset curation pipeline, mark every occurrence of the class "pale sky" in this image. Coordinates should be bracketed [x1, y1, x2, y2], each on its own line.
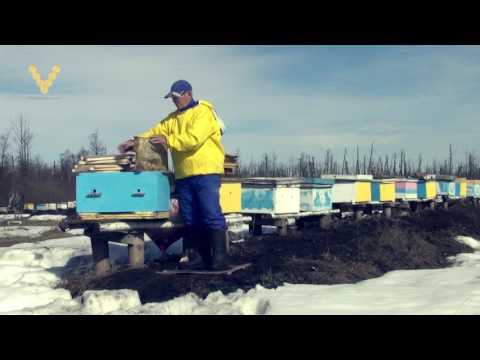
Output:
[1, 45, 480, 164]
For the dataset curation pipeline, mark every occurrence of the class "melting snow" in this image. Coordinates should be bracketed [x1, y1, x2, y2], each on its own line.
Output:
[0, 226, 56, 239]
[27, 215, 67, 222]
[0, 227, 480, 315]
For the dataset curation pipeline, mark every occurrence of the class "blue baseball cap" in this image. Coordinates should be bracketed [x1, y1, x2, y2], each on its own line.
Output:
[164, 80, 193, 99]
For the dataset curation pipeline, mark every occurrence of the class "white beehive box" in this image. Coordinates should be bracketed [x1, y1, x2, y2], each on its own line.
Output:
[241, 177, 301, 215]
[321, 175, 373, 204]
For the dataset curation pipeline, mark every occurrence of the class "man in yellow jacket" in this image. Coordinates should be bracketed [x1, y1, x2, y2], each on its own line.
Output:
[119, 80, 230, 271]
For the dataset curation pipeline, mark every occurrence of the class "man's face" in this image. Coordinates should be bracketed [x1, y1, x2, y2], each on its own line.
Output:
[172, 91, 192, 110]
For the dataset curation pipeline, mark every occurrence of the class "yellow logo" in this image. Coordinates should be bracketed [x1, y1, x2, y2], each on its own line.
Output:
[28, 64, 61, 95]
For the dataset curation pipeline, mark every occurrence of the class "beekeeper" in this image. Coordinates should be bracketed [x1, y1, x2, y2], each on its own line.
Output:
[119, 80, 230, 271]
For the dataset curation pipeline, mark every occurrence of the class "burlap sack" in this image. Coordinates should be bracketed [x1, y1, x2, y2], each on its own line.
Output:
[134, 136, 168, 171]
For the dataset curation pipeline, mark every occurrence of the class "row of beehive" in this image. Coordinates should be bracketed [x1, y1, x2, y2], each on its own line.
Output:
[219, 176, 480, 215]
[23, 202, 76, 212]
[72, 171, 480, 216]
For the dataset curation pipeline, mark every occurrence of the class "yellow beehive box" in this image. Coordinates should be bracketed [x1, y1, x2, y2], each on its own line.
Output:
[457, 177, 467, 197]
[355, 181, 372, 203]
[220, 180, 241, 214]
[380, 182, 395, 202]
[426, 181, 437, 199]
[24, 203, 35, 211]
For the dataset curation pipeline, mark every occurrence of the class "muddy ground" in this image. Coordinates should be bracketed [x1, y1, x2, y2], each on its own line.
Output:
[63, 204, 480, 304]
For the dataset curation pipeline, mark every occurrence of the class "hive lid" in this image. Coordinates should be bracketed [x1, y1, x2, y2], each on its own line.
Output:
[301, 177, 335, 185]
[371, 179, 395, 183]
[241, 177, 302, 186]
[321, 174, 373, 181]
[381, 177, 418, 182]
[436, 175, 456, 182]
[221, 176, 243, 183]
[414, 174, 436, 180]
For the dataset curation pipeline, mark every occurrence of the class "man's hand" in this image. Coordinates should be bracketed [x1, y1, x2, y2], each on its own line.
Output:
[118, 139, 134, 153]
[149, 136, 168, 149]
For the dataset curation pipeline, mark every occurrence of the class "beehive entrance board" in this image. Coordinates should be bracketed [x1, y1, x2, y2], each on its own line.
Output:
[241, 177, 301, 215]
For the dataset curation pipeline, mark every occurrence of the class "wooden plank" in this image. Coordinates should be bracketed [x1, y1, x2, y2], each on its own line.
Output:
[156, 263, 251, 276]
[73, 165, 134, 173]
[79, 211, 170, 221]
[84, 164, 129, 169]
[79, 160, 133, 165]
[82, 155, 134, 162]
[127, 233, 145, 268]
[98, 220, 181, 232]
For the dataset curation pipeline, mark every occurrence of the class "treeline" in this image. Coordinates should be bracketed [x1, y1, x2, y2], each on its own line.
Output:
[0, 115, 107, 205]
[2, 115, 480, 206]
[237, 144, 480, 179]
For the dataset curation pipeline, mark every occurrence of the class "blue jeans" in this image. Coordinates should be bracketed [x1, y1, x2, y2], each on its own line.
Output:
[175, 174, 226, 231]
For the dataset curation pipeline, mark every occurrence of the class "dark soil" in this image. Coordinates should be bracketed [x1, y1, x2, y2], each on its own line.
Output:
[63, 204, 480, 304]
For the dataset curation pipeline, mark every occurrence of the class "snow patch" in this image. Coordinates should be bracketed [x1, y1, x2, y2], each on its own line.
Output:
[0, 285, 73, 313]
[0, 226, 55, 239]
[110, 288, 270, 315]
[0, 246, 79, 268]
[0, 214, 31, 220]
[81, 290, 141, 315]
[1, 227, 480, 314]
[66, 229, 85, 236]
[27, 215, 67, 222]
[455, 236, 480, 250]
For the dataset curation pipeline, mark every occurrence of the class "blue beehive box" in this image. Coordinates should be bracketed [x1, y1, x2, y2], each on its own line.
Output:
[300, 178, 333, 212]
[76, 171, 170, 214]
[437, 182, 455, 196]
[371, 181, 381, 202]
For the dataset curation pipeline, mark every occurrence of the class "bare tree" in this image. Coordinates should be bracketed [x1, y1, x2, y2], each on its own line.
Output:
[0, 130, 10, 174]
[355, 146, 360, 175]
[448, 144, 454, 175]
[12, 115, 34, 177]
[76, 146, 89, 162]
[417, 153, 423, 174]
[384, 155, 390, 176]
[342, 147, 349, 175]
[368, 142, 375, 174]
[88, 129, 107, 156]
[392, 152, 397, 176]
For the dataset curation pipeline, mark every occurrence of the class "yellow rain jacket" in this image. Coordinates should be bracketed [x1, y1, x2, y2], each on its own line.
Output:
[138, 100, 225, 180]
